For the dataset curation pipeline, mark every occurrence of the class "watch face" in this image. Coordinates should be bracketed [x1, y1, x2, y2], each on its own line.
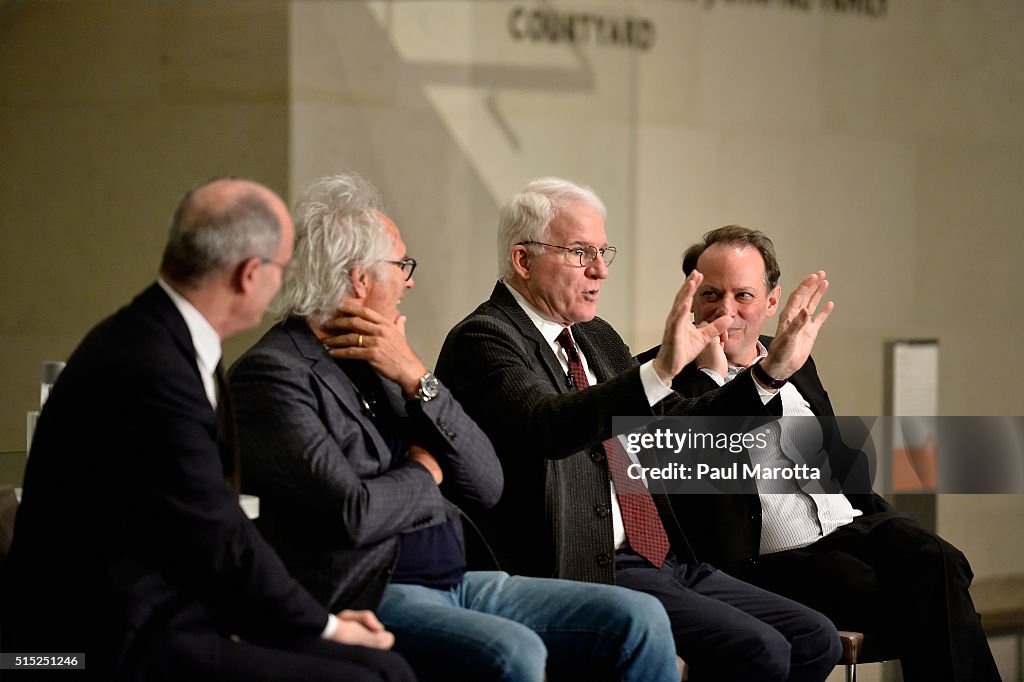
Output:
[421, 373, 440, 398]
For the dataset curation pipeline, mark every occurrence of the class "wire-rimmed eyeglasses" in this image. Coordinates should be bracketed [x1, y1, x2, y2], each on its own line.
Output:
[517, 241, 617, 268]
[385, 257, 417, 281]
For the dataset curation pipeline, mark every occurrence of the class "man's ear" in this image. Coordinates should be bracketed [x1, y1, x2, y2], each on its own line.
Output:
[350, 267, 370, 299]
[766, 284, 782, 316]
[235, 257, 262, 294]
[510, 246, 531, 280]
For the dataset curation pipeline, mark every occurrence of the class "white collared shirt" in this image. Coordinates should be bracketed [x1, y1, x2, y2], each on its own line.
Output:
[158, 279, 339, 638]
[700, 341, 860, 554]
[157, 279, 222, 409]
[503, 281, 672, 550]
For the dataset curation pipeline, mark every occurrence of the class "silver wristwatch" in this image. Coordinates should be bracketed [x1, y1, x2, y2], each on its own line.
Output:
[415, 372, 440, 402]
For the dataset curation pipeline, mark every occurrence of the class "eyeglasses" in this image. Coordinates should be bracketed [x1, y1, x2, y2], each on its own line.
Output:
[517, 241, 617, 268]
[384, 257, 417, 281]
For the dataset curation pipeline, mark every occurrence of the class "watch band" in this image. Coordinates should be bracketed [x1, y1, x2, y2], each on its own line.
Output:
[415, 372, 440, 402]
[751, 361, 788, 390]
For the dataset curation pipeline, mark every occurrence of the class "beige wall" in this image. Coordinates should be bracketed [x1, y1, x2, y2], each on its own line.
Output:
[0, 1, 289, 480]
[285, 1, 1023, 582]
[1, 0, 1020, 609]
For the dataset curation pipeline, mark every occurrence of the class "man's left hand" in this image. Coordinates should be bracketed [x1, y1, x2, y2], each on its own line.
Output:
[760, 271, 834, 382]
[652, 271, 733, 384]
[321, 303, 428, 398]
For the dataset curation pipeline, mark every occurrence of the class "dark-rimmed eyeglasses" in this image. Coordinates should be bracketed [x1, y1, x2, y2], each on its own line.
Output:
[385, 257, 417, 281]
[517, 241, 617, 268]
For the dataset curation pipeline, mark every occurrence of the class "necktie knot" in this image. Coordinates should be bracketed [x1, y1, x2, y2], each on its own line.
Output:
[556, 327, 578, 359]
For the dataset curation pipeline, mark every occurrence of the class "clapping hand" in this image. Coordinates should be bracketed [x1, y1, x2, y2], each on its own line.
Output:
[652, 271, 734, 384]
[760, 271, 834, 383]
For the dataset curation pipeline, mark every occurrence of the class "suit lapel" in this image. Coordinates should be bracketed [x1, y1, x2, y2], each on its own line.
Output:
[573, 323, 615, 384]
[488, 283, 573, 393]
[136, 283, 205, 386]
[137, 284, 235, 479]
[759, 335, 831, 416]
[788, 365, 832, 416]
[284, 319, 396, 470]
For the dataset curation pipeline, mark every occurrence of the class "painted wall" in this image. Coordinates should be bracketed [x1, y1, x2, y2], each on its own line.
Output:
[287, 2, 1023, 584]
[0, 1, 290, 480]
[1, 5, 1020, 660]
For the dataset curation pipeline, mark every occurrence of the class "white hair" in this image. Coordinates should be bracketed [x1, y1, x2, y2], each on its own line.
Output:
[497, 176, 606, 279]
[274, 173, 394, 326]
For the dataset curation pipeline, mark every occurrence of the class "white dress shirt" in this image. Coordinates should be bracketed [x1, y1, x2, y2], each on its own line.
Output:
[157, 279, 221, 410]
[157, 279, 338, 638]
[503, 281, 673, 550]
[700, 341, 860, 554]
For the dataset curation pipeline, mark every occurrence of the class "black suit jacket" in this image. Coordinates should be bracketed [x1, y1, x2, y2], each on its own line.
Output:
[436, 282, 774, 584]
[636, 335, 892, 570]
[229, 318, 503, 611]
[1, 284, 328, 679]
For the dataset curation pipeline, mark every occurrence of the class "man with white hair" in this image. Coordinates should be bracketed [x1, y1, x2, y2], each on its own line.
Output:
[229, 172, 682, 682]
[437, 177, 842, 682]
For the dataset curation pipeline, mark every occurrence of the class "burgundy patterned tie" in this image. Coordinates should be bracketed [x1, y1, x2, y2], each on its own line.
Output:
[556, 328, 670, 568]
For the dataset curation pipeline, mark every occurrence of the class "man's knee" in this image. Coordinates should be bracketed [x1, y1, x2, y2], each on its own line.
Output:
[611, 588, 673, 640]
[790, 610, 842, 669]
[489, 626, 547, 682]
[608, 589, 676, 670]
[714, 626, 792, 681]
[901, 524, 974, 588]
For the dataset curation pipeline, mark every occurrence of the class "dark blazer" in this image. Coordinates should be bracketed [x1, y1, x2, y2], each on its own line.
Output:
[1, 284, 328, 679]
[637, 335, 892, 570]
[435, 282, 774, 584]
[229, 317, 502, 611]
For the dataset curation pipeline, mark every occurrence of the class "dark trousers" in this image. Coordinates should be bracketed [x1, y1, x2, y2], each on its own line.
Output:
[732, 513, 1000, 682]
[139, 602, 416, 682]
[615, 551, 841, 682]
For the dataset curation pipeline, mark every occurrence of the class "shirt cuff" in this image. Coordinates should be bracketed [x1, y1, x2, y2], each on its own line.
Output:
[754, 377, 777, 404]
[321, 613, 338, 640]
[640, 360, 675, 406]
[699, 367, 726, 386]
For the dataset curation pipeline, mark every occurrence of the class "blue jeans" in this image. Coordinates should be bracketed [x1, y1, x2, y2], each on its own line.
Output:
[376, 571, 677, 682]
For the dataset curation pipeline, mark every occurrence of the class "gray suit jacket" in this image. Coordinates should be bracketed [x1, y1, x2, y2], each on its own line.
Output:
[436, 282, 773, 584]
[230, 317, 502, 611]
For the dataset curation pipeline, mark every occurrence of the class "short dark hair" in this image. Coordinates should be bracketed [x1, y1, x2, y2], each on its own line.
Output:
[681, 225, 781, 290]
[160, 179, 281, 288]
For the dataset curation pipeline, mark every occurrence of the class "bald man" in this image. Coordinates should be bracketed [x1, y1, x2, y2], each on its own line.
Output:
[2, 179, 413, 681]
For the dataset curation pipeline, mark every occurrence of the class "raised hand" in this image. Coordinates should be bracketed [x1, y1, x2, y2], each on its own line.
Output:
[321, 303, 428, 398]
[760, 271, 834, 382]
[652, 271, 733, 384]
[694, 322, 728, 378]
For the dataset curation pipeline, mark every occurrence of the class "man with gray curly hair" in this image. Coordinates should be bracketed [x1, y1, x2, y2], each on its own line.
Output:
[230, 172, 682, 682]
[3, 178, 413, 682]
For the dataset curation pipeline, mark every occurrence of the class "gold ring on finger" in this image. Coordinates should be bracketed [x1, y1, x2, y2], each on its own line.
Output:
[357, 334, 363, 348]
